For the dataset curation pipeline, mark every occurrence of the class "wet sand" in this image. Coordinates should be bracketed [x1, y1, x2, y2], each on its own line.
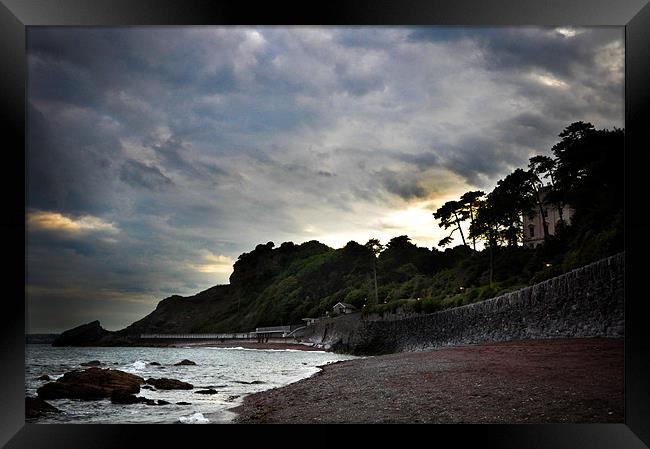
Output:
[232, 338, 623, 424]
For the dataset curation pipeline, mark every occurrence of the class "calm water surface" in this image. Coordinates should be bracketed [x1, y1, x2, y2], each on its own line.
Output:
[26, 344, 357, 424]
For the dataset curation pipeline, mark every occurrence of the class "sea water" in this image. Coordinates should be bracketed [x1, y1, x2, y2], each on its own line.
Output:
[25, 344, 357, 424]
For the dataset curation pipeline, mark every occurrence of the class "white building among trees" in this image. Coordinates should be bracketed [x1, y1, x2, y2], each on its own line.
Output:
[523, 187, 574, 248]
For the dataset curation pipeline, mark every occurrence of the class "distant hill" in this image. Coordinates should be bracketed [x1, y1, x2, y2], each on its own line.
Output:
[26, 334, 59, 344]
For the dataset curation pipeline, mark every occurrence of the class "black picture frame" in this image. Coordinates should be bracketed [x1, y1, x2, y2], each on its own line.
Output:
[2, 0, 649, 447]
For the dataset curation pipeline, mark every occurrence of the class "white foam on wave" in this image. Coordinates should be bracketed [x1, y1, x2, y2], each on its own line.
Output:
[206, 346, 326, 353]
[132, 360, 147, 370]
[122, 360, 147, 373]
[179, 412, 210, 424]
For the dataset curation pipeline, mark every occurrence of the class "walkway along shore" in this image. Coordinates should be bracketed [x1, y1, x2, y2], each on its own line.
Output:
[167, 340, 326, 351]
[231, 337, 623, 424]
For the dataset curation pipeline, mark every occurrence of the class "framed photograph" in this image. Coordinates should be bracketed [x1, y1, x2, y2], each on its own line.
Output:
[3, 0, 650, 447]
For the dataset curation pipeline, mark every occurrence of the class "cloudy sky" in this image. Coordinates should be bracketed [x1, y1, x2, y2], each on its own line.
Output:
[26, 26, 623, 333]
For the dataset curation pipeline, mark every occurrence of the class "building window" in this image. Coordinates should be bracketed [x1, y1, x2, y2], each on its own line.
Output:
[529, 225, 535, 237]
[542, 208, 548, 218]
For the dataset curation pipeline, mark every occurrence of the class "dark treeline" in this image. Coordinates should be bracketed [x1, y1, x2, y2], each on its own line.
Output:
[435, 121, 622, 254]
[429, 121, 623, 294]
[122, 121, 624, 334]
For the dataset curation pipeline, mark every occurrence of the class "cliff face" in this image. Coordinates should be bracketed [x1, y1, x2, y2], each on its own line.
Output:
[26, 334, 59, 344]
[304, 253, 624, 355]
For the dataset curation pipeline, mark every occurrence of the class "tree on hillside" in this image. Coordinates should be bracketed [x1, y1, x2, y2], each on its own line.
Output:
[379, 235, 425, 281]
[433, 200, 468, 248]
[466, 168, 538, 285]
[551, 122, 623, 221]
[490, 168, 538, 246]
[551, 121, 595, 191]
[525, 159, 552, 241]
[459, 190, 485, 251]
[469, 196, 502, 285]
[364, 238, 384, 305]
[529, 155, 565, 224]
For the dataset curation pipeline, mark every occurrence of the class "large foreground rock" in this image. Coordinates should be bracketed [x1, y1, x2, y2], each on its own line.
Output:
[37, 368, 144, 400]
[52, 321, 113, 347]
[145, 378, 193, 390]
[25, 397, 61, 419]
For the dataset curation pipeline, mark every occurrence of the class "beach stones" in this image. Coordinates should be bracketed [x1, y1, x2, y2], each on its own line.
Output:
[25, 397, 61, 419]
[173, 359, 197, 366]
[36, 375, 51, 381]
[145, 377, 193, 390]
[37, 368, 144, 400]
[176, 401, 192, 405]
[148, 361, 161, 366]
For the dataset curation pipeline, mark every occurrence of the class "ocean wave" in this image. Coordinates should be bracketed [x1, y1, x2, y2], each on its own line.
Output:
[205, 346, 326, 353]
[179, 412, 210, 424]
[122, 360, 147, 372]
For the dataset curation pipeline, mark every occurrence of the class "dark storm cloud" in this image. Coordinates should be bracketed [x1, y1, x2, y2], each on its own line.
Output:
[377, 169, 427, 200]
[165, 203, 222, 229]
[26, 102, 120, 215]
[407, 27, 620, 78]
[26, 27, 623, 332]
[398, 152, 440, 170]
[28, 230, 104, 257]
[335, 28, 401, 49]
[145, 135, 226, 184]
[441, 141, 522, 187]
[119, 159, 174, 191]
[428, 112, 567, 186]
[335, 63, 386, 97]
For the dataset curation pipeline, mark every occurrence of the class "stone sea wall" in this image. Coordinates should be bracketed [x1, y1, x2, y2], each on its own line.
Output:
[305, 253, 624, 355]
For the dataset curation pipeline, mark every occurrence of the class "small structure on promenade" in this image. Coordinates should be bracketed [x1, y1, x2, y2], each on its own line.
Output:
[302, 317, 319, 326]
[333, 302, 357, 315]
